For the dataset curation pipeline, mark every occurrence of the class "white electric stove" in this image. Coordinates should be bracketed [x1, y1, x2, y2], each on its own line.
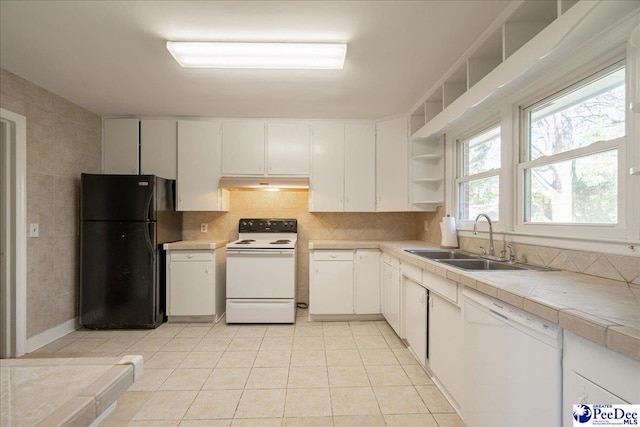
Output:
[226, 218, 297, 323]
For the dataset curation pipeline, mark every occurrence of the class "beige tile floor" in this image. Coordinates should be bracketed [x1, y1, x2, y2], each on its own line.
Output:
[29, 310, 465, 426]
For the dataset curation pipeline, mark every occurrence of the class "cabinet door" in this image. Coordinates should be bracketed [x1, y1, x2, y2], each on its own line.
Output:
[345, 123, 376, 212]
[168, 261, 214, 316]
[382, 262, 401, 334]
[376, 117, 408, 211]
[103, 118, 139, 174]
[221, 121, 265, 175]
[429, 292, 463, 405]
[310, 122, 345, 212]
[267, 123, 310, 175]
[404, 278, 427, 366]
[140, 119, 177, 179]
[177, 121, 226, 211]
[354, 249, 381, 314]
[311, 260, 353, 314]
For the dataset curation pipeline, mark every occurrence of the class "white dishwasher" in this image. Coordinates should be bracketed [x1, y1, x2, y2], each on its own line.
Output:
[463, 288, 562, 427]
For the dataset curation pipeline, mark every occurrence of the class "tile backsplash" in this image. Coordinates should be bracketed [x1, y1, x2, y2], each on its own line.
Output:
[458, 236, 640, 285]
[423, 207, 639, 285]
[183, 190, 432, 303]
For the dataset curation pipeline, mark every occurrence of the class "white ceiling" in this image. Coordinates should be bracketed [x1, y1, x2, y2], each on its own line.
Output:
[0, 1, 510, 120]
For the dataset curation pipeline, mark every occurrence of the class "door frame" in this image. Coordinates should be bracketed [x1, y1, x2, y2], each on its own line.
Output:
[0, 108, 27, 358]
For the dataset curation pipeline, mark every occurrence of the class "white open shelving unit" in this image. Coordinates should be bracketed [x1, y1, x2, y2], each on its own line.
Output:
[406, 0, 595, 211]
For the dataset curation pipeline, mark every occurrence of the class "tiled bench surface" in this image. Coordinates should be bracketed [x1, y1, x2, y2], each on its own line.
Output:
[0, 355, 142, 426]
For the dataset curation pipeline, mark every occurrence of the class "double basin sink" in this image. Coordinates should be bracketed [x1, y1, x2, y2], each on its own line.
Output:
[405, 249, 551, 271]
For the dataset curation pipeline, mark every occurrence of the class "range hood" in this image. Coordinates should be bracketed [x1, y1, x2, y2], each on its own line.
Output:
[219, 176, 309, 190]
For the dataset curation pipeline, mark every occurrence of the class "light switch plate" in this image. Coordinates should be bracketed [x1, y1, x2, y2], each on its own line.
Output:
[29, 223, 39, 238]
[200, 223, 208, 233]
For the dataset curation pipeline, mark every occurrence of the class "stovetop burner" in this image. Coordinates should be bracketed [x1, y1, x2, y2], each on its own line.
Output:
[236, 240, 256, 244]
[270, 239, 291, 244]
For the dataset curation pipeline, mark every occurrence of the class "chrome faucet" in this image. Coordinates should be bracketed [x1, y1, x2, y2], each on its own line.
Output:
[473, 213, 495, 258]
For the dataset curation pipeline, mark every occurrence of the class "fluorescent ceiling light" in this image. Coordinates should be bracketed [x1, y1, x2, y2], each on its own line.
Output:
[166, 41, 347, 69]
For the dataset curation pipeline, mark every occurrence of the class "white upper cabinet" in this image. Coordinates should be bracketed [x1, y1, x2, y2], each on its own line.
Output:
[140, 119, 177, 179]
[177, 120, 228, 211]
[267, 123, 310, 175]
[103, 118, 139, 174]
[376, 117, 409, 211]
[221, 121, 310, 176]
[221, 121, 265, 175]
[310, 122, 345, 212]
[345, 123, 376, 212]
[310, 122, 376, 212]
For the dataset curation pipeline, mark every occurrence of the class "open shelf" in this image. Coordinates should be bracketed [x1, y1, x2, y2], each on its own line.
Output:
[412, 153, 443, 161]
[409, 0, 600, 141]
[410, 136, 444, 211]
[413, 178, 443, 183]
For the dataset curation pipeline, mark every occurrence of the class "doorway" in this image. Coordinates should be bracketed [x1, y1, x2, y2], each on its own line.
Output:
[0, 108, 27, 358]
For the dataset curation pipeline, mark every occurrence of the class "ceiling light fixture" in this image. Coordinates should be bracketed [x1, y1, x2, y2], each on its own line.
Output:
[166, 41, 347, 70]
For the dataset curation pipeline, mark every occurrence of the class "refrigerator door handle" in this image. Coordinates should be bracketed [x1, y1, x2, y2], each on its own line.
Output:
[145, 183, 154, 221]
[144, 222, 156, 260]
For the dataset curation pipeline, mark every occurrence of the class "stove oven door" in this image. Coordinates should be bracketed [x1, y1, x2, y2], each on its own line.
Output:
[226, 250, 296, 298]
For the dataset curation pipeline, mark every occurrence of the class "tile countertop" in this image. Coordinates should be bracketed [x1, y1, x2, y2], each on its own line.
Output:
[163, 240, 228, 250]
[0, 355, 143, 426]
[309, 240, 640, 361]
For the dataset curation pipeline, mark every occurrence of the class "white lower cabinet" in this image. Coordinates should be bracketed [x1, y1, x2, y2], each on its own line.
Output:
[166, 248, 226, 322]
[428, 279, 463, 409]
[354, 249, 381, 314]
[562, 331, 640, 427]
[382, 254, 401, 334]
[404, 277, 427, 367]
[310, 251, 354, 315]
[310, 249, 381, 315]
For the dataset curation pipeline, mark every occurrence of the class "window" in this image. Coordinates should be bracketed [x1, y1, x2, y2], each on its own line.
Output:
[457, 125, 501, 221]
[520, 65, 625, 225]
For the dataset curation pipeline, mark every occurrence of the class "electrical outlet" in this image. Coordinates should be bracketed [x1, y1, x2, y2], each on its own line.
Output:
[200, 223, 208, 233]
[424, 220, 429, 232]
[29, 223, 39, 238]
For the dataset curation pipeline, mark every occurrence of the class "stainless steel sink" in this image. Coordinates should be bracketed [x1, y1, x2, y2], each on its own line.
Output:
[438, 259, 528, 271]
[405, 249, 478, 260]
[404, 248, 555, 271]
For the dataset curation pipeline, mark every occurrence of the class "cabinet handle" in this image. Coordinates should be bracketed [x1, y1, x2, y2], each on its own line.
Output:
[205, 266, 209, 274]
[330, 255, 337, 259]
[187, 254, 194, 259]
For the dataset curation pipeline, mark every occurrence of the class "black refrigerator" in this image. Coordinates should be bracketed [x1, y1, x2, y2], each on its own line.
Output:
[80, 174, 182, 329]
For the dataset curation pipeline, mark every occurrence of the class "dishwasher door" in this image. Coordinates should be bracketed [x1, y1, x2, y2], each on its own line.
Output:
[463, 289, 562, 427]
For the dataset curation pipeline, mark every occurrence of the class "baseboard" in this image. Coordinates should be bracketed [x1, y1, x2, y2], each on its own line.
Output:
[308, 313, 385, 322]
[26, 317, 80, 353]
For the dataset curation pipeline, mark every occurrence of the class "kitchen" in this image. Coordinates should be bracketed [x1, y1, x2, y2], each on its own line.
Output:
[1, 1, 639, 426]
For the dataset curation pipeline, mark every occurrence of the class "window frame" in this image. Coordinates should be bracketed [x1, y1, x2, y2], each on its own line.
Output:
[455, 123, 502, 226]
[515, 61, 628, 239]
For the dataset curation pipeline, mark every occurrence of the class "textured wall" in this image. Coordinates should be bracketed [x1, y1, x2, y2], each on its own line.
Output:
[183, 190, 433, 303]
[1, 68, 102, 337]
